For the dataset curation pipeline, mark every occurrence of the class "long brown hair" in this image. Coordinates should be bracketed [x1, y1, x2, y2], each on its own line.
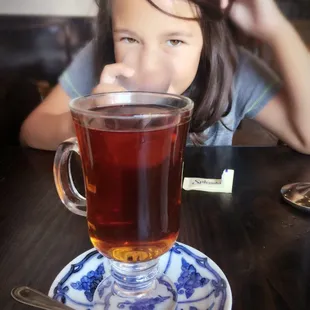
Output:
[95, 0, 238, 145]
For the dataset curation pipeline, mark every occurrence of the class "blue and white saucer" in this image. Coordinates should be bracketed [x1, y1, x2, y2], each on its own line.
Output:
[49, 242, 232, 310]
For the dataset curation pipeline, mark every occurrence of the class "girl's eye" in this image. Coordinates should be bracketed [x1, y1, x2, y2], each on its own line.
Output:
[121, 37, 138, 44]
[167, 40, 183, 47]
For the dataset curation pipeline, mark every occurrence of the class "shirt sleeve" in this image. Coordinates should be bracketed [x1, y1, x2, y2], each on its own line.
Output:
[233, 47, 283, 120]
[59, 41, 96, 99]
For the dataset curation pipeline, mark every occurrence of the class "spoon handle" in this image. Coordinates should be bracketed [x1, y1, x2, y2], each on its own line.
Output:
[11, 286, 74, 310]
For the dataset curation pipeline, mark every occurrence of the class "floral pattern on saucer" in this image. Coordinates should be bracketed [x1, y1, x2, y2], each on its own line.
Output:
[49, 242, 232, 310]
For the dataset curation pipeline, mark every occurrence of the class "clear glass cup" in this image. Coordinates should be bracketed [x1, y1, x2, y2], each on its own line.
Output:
[53, 92, 193, 308]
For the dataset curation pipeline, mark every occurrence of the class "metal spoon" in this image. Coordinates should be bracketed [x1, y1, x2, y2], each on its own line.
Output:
[11, 286, 74, 310]
[281, 182, 310, 212]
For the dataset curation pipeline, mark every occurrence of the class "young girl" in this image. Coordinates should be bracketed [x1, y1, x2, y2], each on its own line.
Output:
[20, 0, 310, 153]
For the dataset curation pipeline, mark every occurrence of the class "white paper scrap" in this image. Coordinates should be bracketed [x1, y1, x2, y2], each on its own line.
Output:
[183, 169, 234, 193]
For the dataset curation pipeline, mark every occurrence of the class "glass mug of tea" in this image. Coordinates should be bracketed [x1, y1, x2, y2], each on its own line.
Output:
[54, 92, 193, 308]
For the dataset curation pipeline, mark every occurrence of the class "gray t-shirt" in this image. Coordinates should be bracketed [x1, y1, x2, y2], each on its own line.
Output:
[59, 41, 281, 146]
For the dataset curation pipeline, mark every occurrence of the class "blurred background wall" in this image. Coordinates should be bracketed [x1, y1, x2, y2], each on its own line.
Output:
[0, 0, 97, 16]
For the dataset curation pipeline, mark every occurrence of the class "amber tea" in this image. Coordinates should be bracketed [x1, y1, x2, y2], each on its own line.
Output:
[73, 104, 189, 263]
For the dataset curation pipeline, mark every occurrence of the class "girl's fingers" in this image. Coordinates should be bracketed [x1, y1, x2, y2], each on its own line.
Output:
[92, 83, 126, 95]
[100, 63, 135, 85]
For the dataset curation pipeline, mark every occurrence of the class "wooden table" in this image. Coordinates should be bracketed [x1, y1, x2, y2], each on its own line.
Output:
[1, 146, 310, 309]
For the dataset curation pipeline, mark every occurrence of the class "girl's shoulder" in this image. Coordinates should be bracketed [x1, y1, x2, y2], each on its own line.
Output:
[58, 41, 96, 99]
[235, 45, 276, 78]
[231, 45, 282, 122]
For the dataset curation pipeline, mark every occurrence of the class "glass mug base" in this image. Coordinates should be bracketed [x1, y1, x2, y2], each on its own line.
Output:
[93, 259, 177, 310]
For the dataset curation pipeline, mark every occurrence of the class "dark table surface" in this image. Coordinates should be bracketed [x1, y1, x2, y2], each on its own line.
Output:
[1, 146, 310, 310]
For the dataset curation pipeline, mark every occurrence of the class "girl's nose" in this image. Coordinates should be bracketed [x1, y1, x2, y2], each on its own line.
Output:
[139, 47, 159, 74]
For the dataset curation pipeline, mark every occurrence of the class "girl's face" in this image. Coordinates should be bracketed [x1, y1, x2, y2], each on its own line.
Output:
[112, 0, 203, 94]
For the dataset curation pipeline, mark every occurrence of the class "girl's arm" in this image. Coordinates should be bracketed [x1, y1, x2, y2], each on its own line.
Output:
[20, 85, 74, 151]
[21, 64, 132, 151]
[226, 0, 310, 154]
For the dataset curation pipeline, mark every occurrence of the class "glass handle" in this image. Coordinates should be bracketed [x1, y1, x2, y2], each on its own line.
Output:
[53, 137, 87, 217]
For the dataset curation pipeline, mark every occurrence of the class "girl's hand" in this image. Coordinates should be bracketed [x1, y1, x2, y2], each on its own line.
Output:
[221, 0, 286, 42]
[92, 63, 135, 94]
